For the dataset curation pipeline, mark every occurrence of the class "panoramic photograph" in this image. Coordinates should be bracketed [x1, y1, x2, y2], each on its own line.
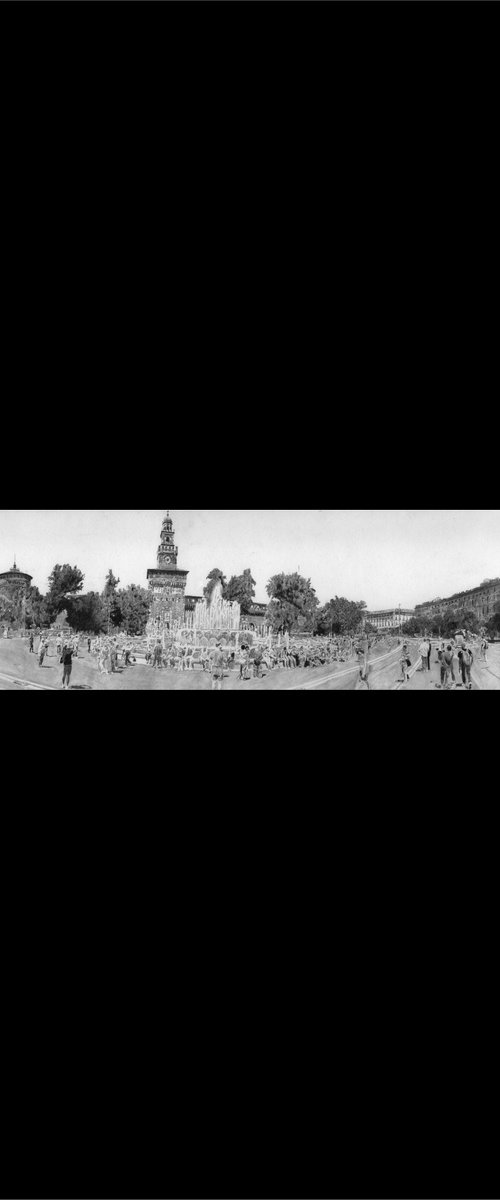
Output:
[0, 508, 499, 691]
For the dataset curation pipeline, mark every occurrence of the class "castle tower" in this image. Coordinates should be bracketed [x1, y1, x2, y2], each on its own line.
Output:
[147, 511, 189, 628]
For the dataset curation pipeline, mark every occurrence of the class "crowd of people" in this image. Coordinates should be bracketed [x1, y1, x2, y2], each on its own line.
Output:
[16, 625, 489, 692]
[142, 632, 381, 684]
[24, 629, 138, 687]
[397, 630, 486, 690]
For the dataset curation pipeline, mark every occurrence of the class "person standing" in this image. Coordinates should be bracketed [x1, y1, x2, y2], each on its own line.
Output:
[61, 644, 74, 690]
[29, 631, 34, 653]
[211, 644, 225, 691]
[442, 645, 456, 689]
[418, 639, 429, 671]
[254, 648, 263, 679]
[88, 636, 92, 654]
[436, 643, 446, 688]
[427, 639, 432, 672]
[398, 644, 411, 684]
[357, 632, 369, 683]
[38, 638, 47, 667]
[238, 644, 248, 680]
[462, 644, 474, 690]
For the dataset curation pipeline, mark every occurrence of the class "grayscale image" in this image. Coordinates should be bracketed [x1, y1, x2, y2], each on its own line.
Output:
[0, 509, 499, 690]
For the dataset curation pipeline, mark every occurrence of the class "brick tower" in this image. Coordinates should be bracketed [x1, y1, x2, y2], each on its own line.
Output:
[147, 511, 189, 629]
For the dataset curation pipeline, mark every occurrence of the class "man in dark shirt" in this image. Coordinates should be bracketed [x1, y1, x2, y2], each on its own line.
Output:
[62, 645, 74, 690]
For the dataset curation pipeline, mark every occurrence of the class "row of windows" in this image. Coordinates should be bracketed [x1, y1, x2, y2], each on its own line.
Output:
[418, 586, 500, 614]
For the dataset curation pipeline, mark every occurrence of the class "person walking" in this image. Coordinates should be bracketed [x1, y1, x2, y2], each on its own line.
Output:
[38, 638, 47, 667]
[29, 631, 34, 653]
[61, 644, 74, 690]
[427, 639, 432, 672]
[88, 637, 92, 654]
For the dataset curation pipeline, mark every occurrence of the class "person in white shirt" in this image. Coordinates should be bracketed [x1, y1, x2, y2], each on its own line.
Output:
[418, 639, 429, 671]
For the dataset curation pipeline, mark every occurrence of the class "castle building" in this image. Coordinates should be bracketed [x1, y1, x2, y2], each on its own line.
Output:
[147, 512, 189, 628]
[0, 559, 33, 628]
[0, 559, 33, 599]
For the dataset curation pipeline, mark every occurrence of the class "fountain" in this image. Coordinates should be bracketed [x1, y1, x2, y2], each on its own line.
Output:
[190, 580, 241, 637]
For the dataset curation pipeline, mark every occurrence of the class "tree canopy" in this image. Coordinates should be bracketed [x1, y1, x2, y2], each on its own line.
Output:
[225, 569, 256, 613]
[115, 585, 151, 636]
[266, 573, 319, 634]
[204, 569, 228, 601]
[102, 569, 123, 628]
[47, 564, 85, 620]
[316, 596, 366, 636]
[66, 592, 106, 634]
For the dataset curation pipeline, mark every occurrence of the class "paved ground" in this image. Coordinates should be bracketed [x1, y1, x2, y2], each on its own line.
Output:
[0, 637, 406, 691]
[0, 638, 497, 692]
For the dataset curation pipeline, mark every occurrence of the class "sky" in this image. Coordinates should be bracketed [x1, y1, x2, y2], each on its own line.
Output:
[1, 510, 499, 610]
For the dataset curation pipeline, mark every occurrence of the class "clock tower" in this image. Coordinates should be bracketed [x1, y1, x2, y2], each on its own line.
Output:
[147, 511, 189, 628]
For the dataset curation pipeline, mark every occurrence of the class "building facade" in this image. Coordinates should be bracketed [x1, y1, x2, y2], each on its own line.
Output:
[365, 607, 415, 631]
[415, 578, 500, 623]
[240, 603, 268, 632]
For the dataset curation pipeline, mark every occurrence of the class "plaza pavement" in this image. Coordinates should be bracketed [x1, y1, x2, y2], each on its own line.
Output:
[0, 636, 410, 691]
[0, 637, 498, 692]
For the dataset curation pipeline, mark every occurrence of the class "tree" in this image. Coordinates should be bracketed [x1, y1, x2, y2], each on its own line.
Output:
[460, 609, 481, 636]
[47, 564, 85, 620]
[103, 569, 120, 596]
[266, 573, 320, 634]
[402, 617, 427, 637]
[0, 593, 15, 625]
[225, 569, 256, 613]
[442, 609, 461, 637]
[204, 569, 228, 601]
[25, 585, 51, 629]
[66, 592, 106, 634]
[486, 611, 500, 637]
[116, 585, 151, 636]
[0, 583, 27, 627]
[102, 569, 122, 628]
[316, 597, 366, 636]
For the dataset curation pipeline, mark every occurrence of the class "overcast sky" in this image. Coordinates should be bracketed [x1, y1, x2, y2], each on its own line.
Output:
[1, 510, 499, 609]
